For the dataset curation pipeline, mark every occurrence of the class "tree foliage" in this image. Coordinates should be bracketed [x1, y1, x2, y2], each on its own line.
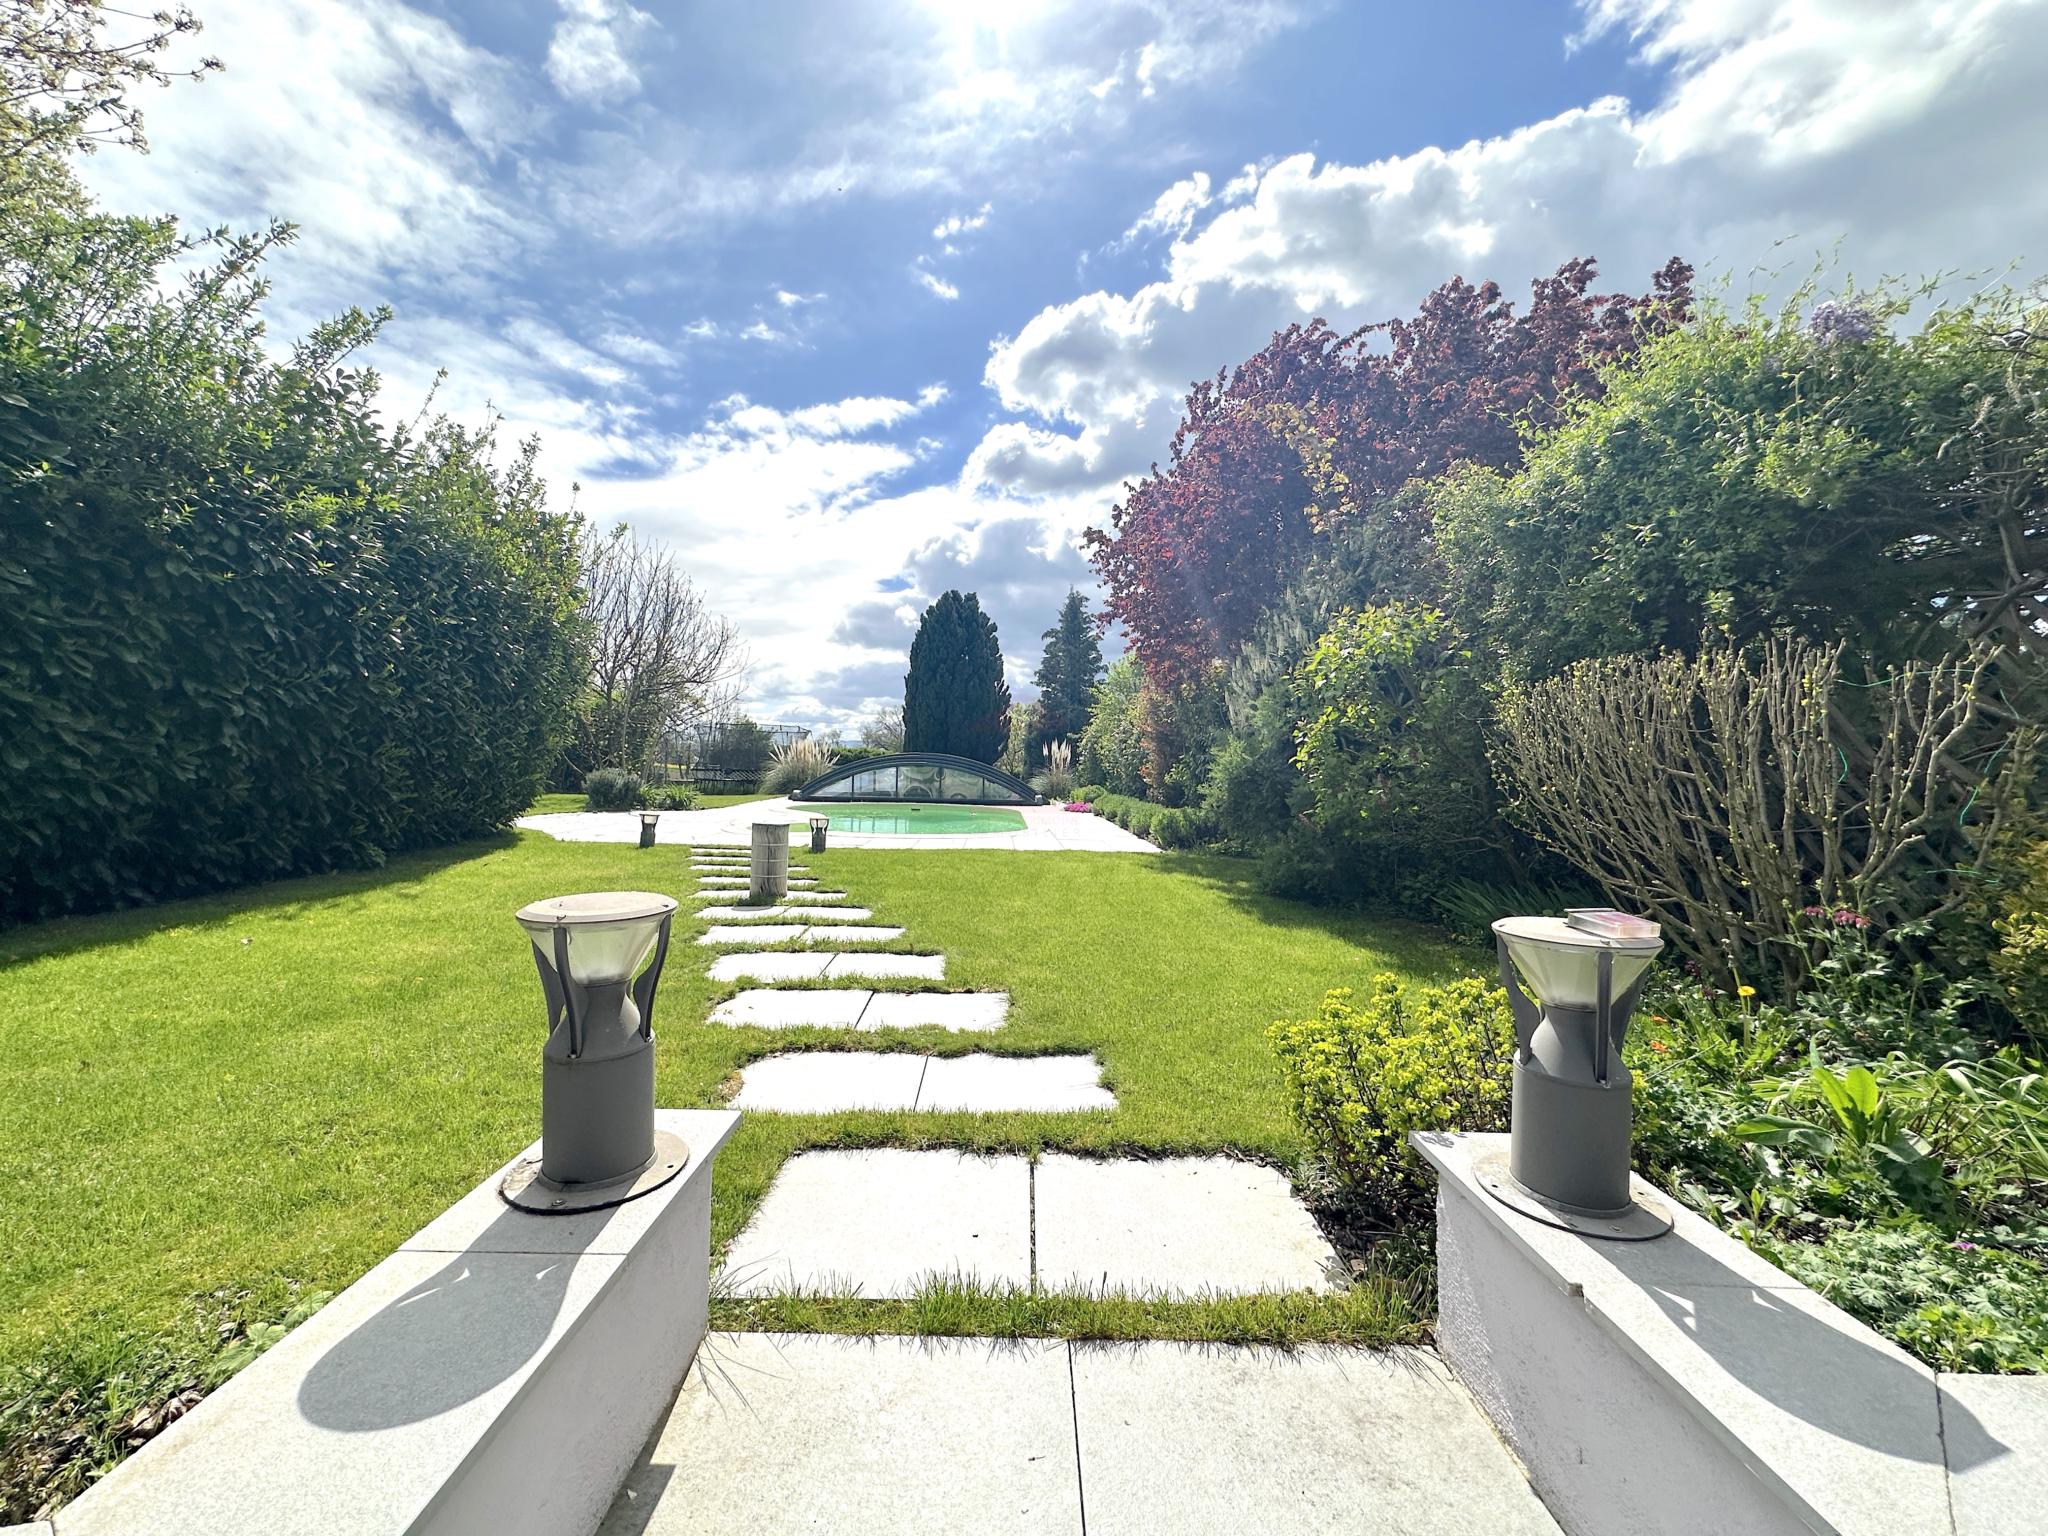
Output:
[1077, 656, 1146, 797]
[1, 0, 218, 157]
[1031, 589, 1103, 750]
[1433, 290, 2048, 696]
[1086, 256, 1693, 691]
[0, 174, 585, 921]
[902, 590, 1010, 764]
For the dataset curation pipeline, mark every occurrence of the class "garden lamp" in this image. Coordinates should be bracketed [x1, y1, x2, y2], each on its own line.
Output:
[1487, 913, 1672, 1240]
[638, 810, 659, 849]
[750, 820, 791, 904]
[809, 815, 829, 854]
[501, 891, 687, 1214]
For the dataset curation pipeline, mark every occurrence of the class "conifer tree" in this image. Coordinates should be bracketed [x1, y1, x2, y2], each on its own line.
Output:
[1032, 589, 1105, 753]
[903, 590, 1011, 764]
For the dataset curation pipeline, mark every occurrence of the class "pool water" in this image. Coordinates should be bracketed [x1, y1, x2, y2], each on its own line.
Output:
[814, 803, 1028, 836]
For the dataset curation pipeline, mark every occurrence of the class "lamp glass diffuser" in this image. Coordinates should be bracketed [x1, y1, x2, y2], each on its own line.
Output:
[1497, 919, 1661, 1009]
[516, 892, 673, 985]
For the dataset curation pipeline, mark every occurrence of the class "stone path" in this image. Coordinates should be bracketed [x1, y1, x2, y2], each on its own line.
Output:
[599, 1333, 1563, 1536]
[637, 845, 1559, 1533]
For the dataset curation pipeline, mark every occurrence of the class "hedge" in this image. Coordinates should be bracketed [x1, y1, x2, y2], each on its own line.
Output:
[1084, 791, 1212, 850]
[0, 197, 585, 923]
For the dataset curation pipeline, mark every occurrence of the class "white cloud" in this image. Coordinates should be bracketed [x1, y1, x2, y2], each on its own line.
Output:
[932, 204, 993, 240]
[1113, 171, 1211, 248]
[545, 0, 657, 104]
[978, 0, 2048, 500]
[915, 267, 961, 301]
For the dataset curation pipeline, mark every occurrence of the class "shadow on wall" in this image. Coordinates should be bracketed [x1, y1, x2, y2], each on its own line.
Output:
[297, 1197, 620, 1432]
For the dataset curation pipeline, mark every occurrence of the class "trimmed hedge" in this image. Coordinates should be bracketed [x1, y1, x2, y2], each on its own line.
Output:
[1085, 791, 1212, 850]
[0, 195, 585, 923]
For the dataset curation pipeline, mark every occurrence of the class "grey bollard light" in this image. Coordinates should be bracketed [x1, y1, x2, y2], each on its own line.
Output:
[502, 891, 687, 1214]
[638, 810, 659, 849]
[809, 815, 829, 854]
[750, 820, 791, 905]
[1485, 913, 1673, 1241]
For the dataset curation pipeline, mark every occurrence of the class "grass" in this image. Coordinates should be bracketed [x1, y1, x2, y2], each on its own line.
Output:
[0, 832, 1465, 1514]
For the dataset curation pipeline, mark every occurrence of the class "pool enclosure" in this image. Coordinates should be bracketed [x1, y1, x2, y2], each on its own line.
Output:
[793, 752, 1043, 806]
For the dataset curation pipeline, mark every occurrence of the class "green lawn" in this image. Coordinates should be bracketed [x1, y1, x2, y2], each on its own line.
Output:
[0, 831, 1466, 1491]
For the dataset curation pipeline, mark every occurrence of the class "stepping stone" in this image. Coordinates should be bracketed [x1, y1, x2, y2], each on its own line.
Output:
[698, 925, 813, 946]
[696, 905, 875, 922]
[693, 888, 845, 903]
[800, 925, 905, 945]
[1034, 1155, 1337, 1297]
[598, 1333, 1080, 1536]
[731, 1051, 925, 1112]
[824, 953, 944, 981]
[709, 990, 875, 1029]
[708, 952, 833, 984]
[721, 1150, 1030, 1296]
[731, 1052, 1111, 1113]
[917, 1054, 1114, 1112]
[1067, 1342, 1564, 1536]
[695, 876, 750, 887]
[861, 992, 1008, 1033]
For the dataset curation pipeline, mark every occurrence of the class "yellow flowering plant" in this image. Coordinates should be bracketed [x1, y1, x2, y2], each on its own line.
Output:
[1268, 974, 1515, 1210]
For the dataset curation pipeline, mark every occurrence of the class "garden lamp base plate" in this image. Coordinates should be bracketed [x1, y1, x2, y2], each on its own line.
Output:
[499, 1129, 690, 1215]
[1474, 1149, 1673, 1243]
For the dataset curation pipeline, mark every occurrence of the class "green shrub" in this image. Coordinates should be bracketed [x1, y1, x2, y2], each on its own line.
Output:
[583, 768, 642, 811]
[1990, 839, 2048, 1034]
[1087, 792, 1210, 849]
[1268, 976, 1514, 1214]
[646, 783, 699, 811]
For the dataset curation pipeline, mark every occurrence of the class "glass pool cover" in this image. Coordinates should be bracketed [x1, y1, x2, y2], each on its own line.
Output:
[814, 803, 1027, 835]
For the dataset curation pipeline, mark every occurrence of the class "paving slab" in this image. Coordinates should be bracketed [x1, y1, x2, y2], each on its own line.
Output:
[800, 924, 906, 944]
[697, 905, 874, 921]
[598, 1333, 1080, 1536]
[917, 1054, 1115, 1112]
[693, 888, 844, 902]
[709, 989, 874, 1029]
[1941, 1374, 2048, 1535]
[731, 1051, 927, 1112]
[1035, 1155, 1337, 1297]
[860, 991, 1009, 1032]
[721, 1150, 1030, 1296]
[824, 952, 945, 981]
[1069, 1341, 1560, 1536]
[697, 925, 813, 946]
[729, 1052, 1112, 1113]
[707, 952, 833, 984]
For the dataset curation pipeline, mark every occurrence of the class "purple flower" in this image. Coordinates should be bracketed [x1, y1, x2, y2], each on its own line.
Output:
[1808, 300, 1876, 347]
[1952, 1240, 1979, 1253]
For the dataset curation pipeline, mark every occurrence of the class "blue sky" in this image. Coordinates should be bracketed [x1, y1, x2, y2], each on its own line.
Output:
[83, 0, 2048, 733]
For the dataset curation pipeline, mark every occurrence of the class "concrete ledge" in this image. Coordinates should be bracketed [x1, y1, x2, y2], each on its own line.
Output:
[56, 1109, 740, 1536]
[1413, 1132, 2028, 1536]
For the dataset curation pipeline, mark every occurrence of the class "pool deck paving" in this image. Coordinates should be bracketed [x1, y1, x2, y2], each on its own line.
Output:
[644, 847, 1559, 1534]
[521, 796, 1157, 852]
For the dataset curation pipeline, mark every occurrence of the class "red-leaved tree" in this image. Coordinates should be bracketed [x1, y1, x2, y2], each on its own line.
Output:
[1086, 257, 1693, 691]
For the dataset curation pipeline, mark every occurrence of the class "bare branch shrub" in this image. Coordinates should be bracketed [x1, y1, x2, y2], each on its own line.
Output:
[1492, 638, 2036, 985]
[566, 530, 745, 781]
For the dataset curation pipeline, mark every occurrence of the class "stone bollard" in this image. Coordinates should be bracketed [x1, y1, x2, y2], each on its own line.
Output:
[750, 820, 790, 905]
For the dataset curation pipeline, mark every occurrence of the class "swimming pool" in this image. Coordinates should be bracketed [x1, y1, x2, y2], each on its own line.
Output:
[813, 803, 1028, 836]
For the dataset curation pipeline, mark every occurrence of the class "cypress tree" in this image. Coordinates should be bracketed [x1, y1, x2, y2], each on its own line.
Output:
[1032, 589, 1105, 751]
[903, 590, 1011, 764]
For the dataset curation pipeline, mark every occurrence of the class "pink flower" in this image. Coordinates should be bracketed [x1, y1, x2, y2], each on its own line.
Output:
[1951, 1240, 1979, 1253]
[1801, 905, 1827, 918]
[1831, 909, 1871, 929]
[1064, 801, 1093, 814]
